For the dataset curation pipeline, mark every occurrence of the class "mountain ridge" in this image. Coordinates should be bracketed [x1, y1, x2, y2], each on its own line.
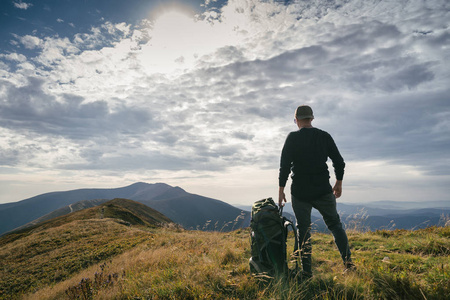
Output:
[1, 182, 448, 236]
[0, 182, 175, 235]
[0, 198, 173, 247]
[0, 183, 249, 235]
[11, 198, 110, 233]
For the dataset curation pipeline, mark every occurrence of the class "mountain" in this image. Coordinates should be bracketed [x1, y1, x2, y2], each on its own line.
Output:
[333, 203, 450, 217]
[99, 198, 173, 226]
[142, 187, 250, 231]
[359, 200, 450, 210]
[238, 199, 450, 232]
[306, 203, 449, 231]
[2, 182, 448, 236]
[0, 182, 173, 235]
[12, 198, 110, 232]
[273, 202, 450, 218]
[0, 183, 249, 235]
[2, 199, 173, 242]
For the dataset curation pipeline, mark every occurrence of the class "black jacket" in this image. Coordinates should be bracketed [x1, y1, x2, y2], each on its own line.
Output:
[279, 127, 345, 199]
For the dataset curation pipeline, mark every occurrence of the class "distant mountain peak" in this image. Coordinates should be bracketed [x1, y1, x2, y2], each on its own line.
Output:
[151, 186, 188, 201]
[172, 186, 186, 192]
[129, 182, 170, 188]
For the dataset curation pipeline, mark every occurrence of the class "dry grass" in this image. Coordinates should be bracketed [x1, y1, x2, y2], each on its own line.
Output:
[22, 226, 258, 300]
[1, 217, 449, 300]
[0, 218, 151, 299]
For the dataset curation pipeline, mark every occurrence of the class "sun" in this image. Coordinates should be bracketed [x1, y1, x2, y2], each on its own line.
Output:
[140, 6, 205, 74]
[139, 4, 238, 75]
[151, 9, 196, 49]
[153, 9, 193, 27]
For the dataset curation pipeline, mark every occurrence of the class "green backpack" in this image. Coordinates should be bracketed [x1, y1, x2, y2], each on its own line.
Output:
[249, 197, 298, 278]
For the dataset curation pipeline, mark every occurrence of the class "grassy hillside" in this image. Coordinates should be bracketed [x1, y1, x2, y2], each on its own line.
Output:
[2, 198, 172, 242]
[0, 199, 173, 299]
[0, 207, 448, 299]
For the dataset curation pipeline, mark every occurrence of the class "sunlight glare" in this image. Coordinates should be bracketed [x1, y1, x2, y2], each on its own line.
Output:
[139, 6, 241, 75]
[139, 8, 201, 75]
[152, 10, 195, 49]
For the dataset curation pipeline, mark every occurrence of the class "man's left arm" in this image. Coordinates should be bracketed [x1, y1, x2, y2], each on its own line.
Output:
[278, 133, 293, 207]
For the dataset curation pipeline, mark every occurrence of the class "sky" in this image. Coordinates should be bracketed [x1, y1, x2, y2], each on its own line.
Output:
[0, 0, 449, 206]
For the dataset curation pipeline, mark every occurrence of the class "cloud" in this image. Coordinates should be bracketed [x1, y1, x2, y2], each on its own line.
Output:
[13, 1, 32, 10]
[0, 53, 27, 62]
[0, 77, 156, 139]
[0, 0, 449, 204]
[18, 35, 42, 49]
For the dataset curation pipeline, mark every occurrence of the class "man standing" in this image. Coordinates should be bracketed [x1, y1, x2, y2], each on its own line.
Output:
[278, 105, 355, 278]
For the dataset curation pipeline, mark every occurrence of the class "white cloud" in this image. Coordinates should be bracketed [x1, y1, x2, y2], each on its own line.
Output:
[13, 1, 32, 10]
[0, 53, 27, 62]
[112, 22, 131, 35]
[0, 0, 449, 205]
[19, 35, 42, 49]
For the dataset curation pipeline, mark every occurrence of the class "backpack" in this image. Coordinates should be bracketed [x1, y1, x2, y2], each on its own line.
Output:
[249, 197, 298, 279]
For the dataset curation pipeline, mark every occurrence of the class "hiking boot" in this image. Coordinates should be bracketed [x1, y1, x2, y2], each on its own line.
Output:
[343, 262, 356, 274]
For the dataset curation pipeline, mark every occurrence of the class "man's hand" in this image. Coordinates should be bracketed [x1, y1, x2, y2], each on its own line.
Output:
[333, 180, 343, 198]
[278, 187, 287, 207]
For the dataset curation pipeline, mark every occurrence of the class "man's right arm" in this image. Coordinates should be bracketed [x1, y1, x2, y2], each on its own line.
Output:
[278, 133, 292, 207]
[278, 186, 286, 207]
[333, 180, 343, 198]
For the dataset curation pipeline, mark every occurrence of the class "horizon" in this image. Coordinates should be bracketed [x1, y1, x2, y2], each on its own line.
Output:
[0, 0, 449, 207]
[1, 181, 449, 208]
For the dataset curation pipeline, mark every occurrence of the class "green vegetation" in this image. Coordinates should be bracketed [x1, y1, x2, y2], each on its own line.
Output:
[0, 200, 448, 299]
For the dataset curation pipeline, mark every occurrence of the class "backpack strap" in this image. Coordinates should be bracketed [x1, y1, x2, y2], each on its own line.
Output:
[284, 220, 298, 254]
[279, 205, 299, 257]
[283, 219, 299, 272]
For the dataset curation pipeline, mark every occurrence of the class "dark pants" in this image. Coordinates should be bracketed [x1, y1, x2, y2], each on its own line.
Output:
[292, 193, 352, 274]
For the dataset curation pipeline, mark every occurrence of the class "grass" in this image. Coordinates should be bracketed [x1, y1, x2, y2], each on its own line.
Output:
[0, 215, 449, 299]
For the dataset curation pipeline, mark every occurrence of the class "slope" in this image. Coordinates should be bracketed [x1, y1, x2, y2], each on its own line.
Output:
[11, 198, 110, 233]
[4, 225, 449, 300]
[0, 198, 171, 297]
[143, 187, 250, 231]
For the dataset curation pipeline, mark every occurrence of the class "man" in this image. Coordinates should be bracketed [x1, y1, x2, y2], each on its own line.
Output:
[278, 105, 355, 278]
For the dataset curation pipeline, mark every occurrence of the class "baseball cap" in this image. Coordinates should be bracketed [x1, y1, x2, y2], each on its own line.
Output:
[295, 105, 314, 120]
